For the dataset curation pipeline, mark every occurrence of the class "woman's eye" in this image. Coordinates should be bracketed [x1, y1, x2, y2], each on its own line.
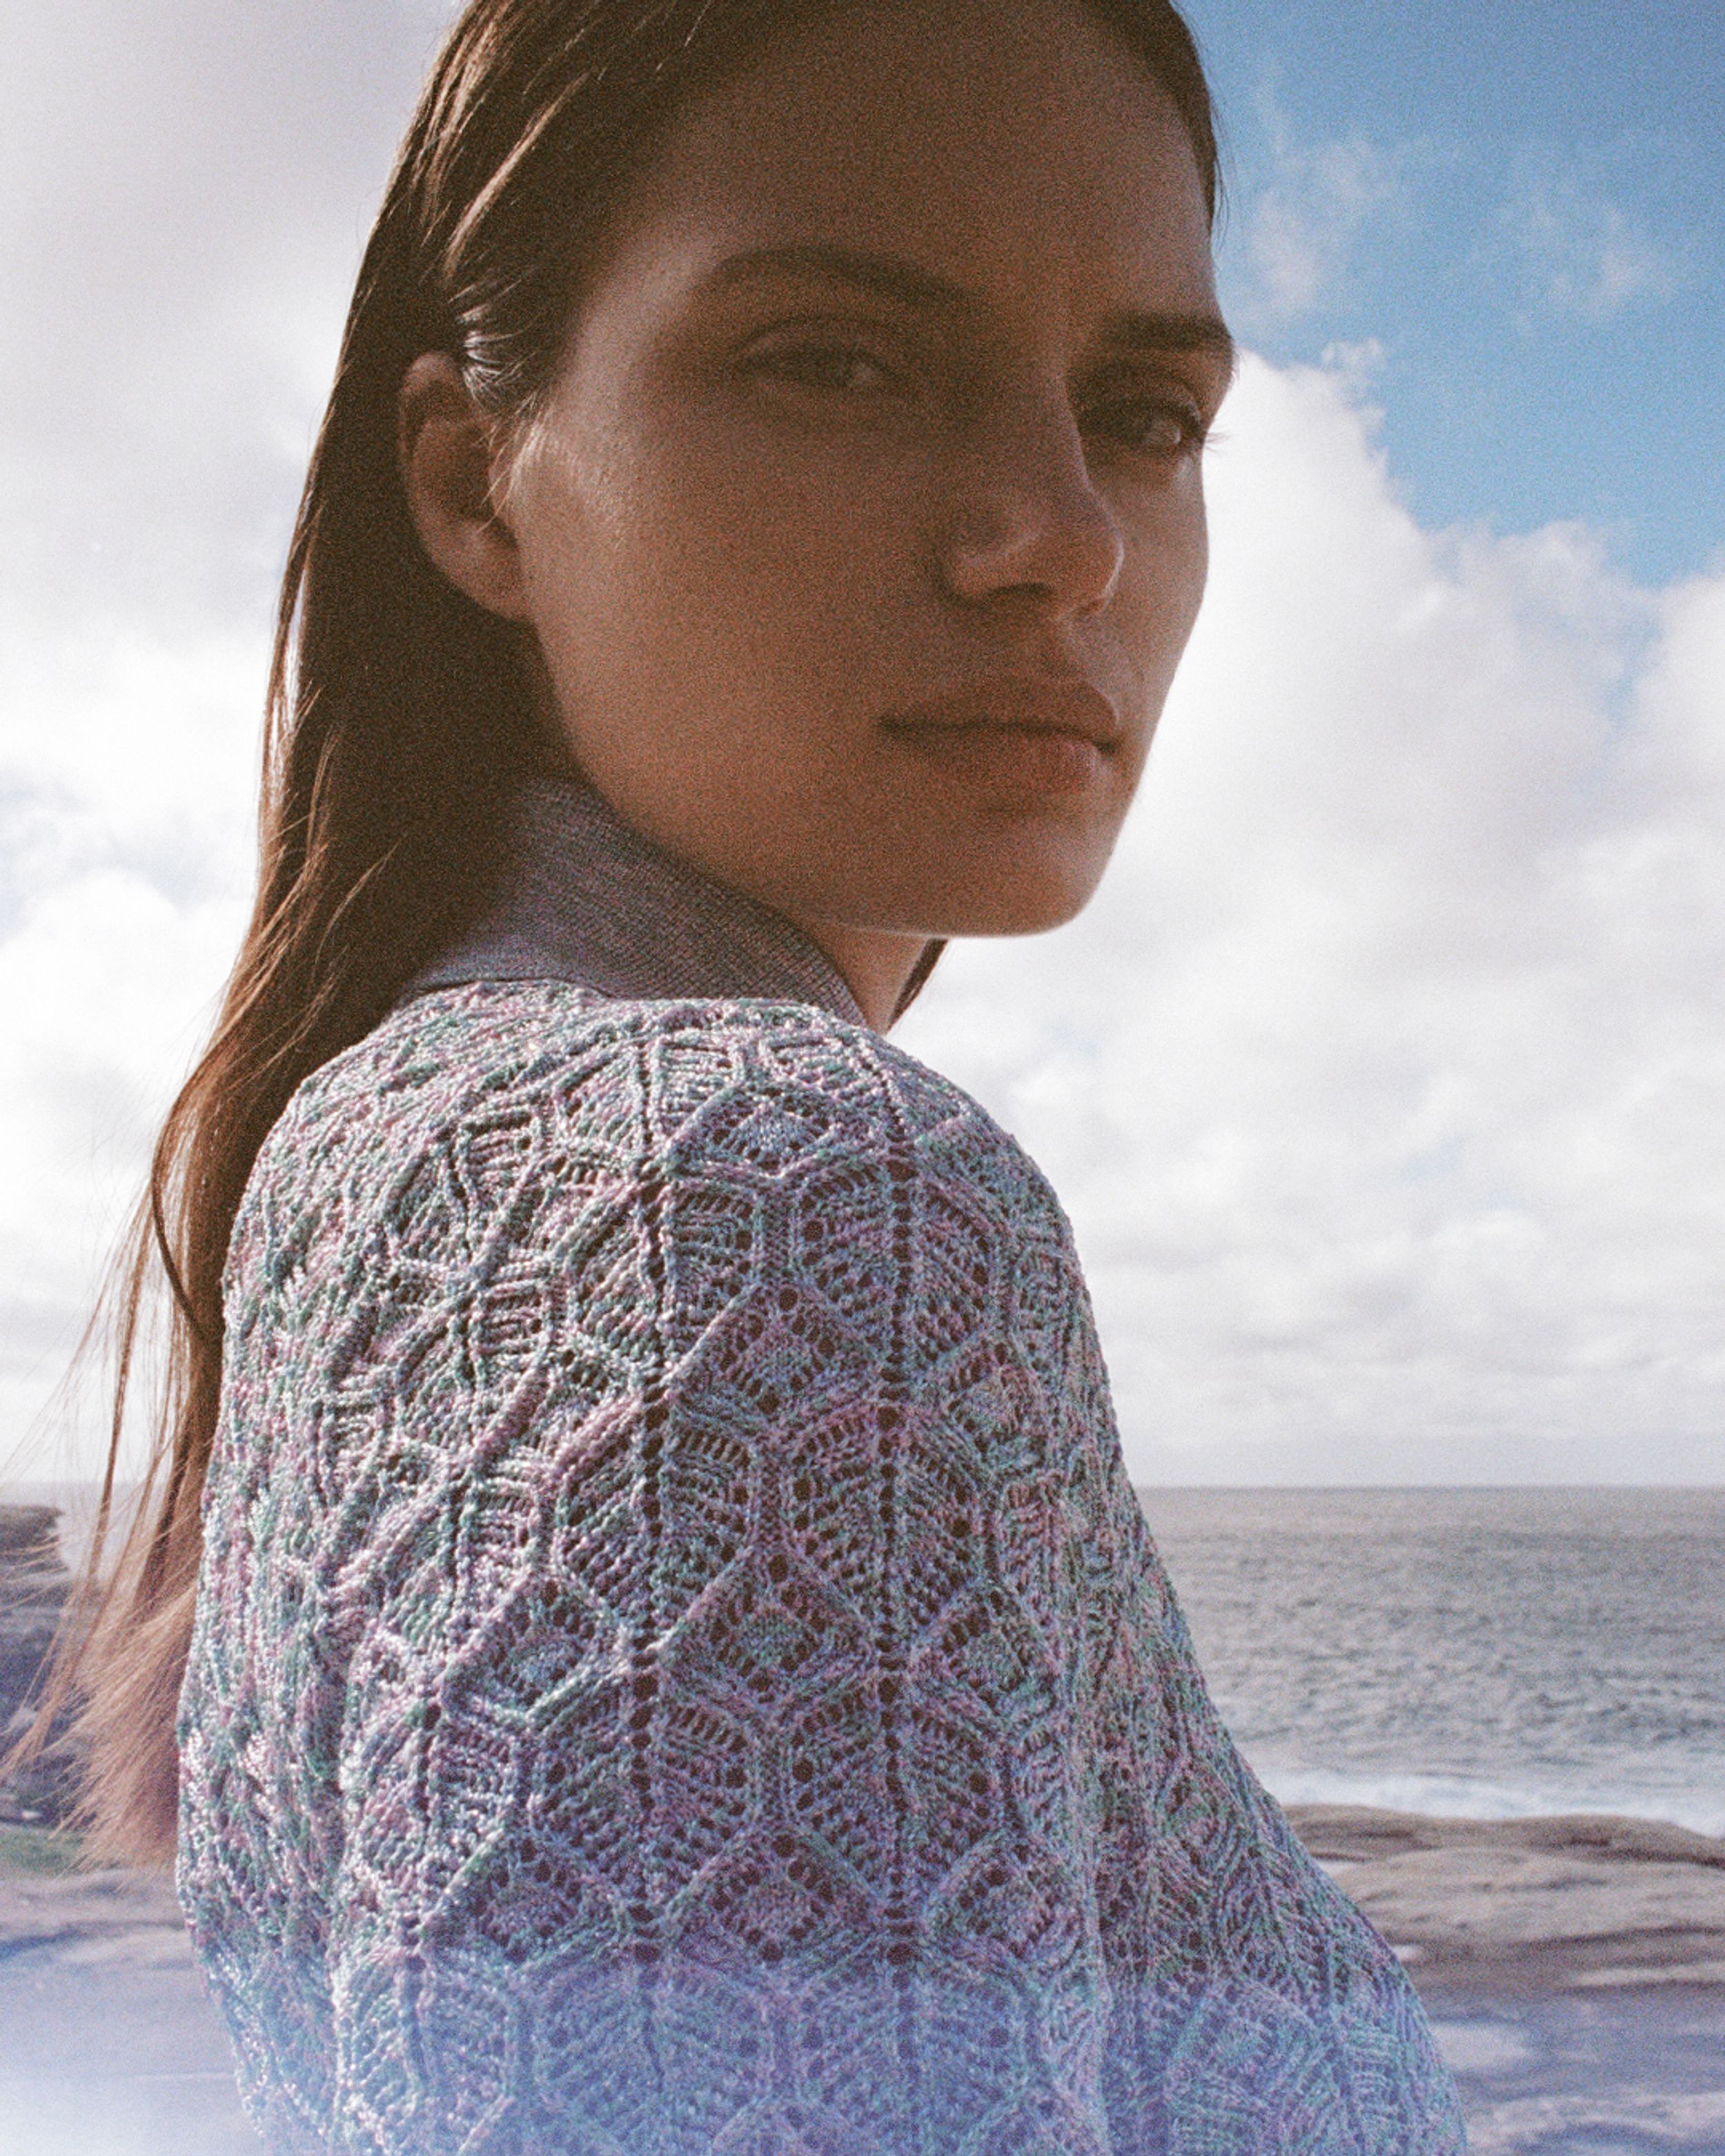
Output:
[750, 343, 900, 395]
[1083, 395, 1207, 459]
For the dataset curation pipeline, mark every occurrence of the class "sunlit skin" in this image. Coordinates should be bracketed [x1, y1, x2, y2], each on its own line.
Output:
[401, 0, 1234, 1028]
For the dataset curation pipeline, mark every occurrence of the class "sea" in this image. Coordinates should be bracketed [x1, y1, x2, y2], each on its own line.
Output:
[1141, 1485, 1725, 1839]
[9, 1480, 1724, 1838]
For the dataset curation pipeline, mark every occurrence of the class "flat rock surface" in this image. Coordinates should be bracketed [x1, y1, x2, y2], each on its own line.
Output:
[3, 1808, 1724, 2153]
[1289, 1806, 1725, 2155]
[1288, 1803, 1725, 1991]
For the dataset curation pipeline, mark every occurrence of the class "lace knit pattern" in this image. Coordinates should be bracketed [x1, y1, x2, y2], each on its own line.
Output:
[176, 982, 1465, 2155]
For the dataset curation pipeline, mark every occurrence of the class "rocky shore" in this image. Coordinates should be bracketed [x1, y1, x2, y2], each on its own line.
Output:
[0, 1503, 86, 1838]
[3, 1803, 1721, 2155]
[1285, 1803, 1725, 2155]
[1288, 1802, 1725, 1995]
[0, 1506, 72, 1766]
[2, 1505, 1722, 2153]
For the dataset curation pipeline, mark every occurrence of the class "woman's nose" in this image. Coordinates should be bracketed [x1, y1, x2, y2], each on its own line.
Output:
[934, 395, 1126, 618]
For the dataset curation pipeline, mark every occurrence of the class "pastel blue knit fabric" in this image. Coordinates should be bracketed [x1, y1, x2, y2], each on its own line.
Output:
[175, 778, 1466, 2154]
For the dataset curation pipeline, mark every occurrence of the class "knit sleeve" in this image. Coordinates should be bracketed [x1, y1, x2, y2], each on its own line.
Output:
[324, 1009, 1121, 2155]
[177, 989, 1463, 2156]
[180, 996, 1122, 2154]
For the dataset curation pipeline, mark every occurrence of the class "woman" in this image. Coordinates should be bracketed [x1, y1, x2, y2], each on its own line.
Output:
[40, 0, 1465, 2147]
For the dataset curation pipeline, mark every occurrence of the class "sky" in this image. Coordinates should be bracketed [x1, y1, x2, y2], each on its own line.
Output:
[1, 0, 1720, 1487]
[1182, 0, 1725, 587]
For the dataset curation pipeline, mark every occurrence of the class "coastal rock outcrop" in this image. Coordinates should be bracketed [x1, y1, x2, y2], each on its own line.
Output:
[0, 1503, 76, 1823]
[1294, 1807, 1725, 2153]
[1, 1506, 70, 1719]
[1291, 1802, 1725, 1992]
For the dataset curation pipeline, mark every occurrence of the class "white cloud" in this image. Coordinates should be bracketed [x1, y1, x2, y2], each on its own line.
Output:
[0, 0, 438, 640]
[898, 354, 1725, 1485]
[1505, 179, 1681, 324]
[1230, 97, 1404, 324]
[0, 0, 440, 1477]
[0, 620, 263, 1477]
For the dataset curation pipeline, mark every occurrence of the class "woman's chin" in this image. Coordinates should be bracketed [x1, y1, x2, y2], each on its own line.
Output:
[939, 884, 1102, 938]
[734, 814, 1122, 944]
[877, 855, 1112, 940]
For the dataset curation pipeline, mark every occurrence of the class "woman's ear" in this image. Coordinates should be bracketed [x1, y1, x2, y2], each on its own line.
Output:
[397, 353, 531, 620]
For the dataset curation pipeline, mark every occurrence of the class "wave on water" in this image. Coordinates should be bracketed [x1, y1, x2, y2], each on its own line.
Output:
[1143, 1484, 1725, 1841]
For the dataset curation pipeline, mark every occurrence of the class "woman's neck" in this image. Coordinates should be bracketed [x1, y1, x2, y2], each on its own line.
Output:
[789, 918, 936, 1033]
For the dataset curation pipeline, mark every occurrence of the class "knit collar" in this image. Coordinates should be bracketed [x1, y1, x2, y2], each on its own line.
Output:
[402, 773, 871, 1027]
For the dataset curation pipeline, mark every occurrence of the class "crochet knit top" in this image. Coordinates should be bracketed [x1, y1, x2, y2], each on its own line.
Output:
[175, 775, 1465, 2155]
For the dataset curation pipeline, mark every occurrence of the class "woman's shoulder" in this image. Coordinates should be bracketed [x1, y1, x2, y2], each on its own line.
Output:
[245, 979, 1065, 1247]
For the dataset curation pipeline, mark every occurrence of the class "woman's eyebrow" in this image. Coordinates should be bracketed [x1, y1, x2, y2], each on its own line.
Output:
[1103, 309, 1238, 384]
[707, 242, 1236, 377]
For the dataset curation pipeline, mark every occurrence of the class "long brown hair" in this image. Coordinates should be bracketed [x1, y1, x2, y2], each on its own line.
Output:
[13, 0, 1220, 1869]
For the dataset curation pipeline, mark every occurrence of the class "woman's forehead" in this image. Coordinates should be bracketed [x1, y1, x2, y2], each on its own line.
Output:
[585, 0, 1218, 325]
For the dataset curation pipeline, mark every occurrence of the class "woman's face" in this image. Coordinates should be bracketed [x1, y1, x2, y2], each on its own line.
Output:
[492, 0, 1230, 967]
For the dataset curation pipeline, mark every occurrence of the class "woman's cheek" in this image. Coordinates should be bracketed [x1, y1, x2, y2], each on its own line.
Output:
[1124, 486, 1208, 651]
[680, 487, 905, 666]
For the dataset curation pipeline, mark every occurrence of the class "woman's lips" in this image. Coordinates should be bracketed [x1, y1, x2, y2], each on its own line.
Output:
[880, 678, 1122, 796]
